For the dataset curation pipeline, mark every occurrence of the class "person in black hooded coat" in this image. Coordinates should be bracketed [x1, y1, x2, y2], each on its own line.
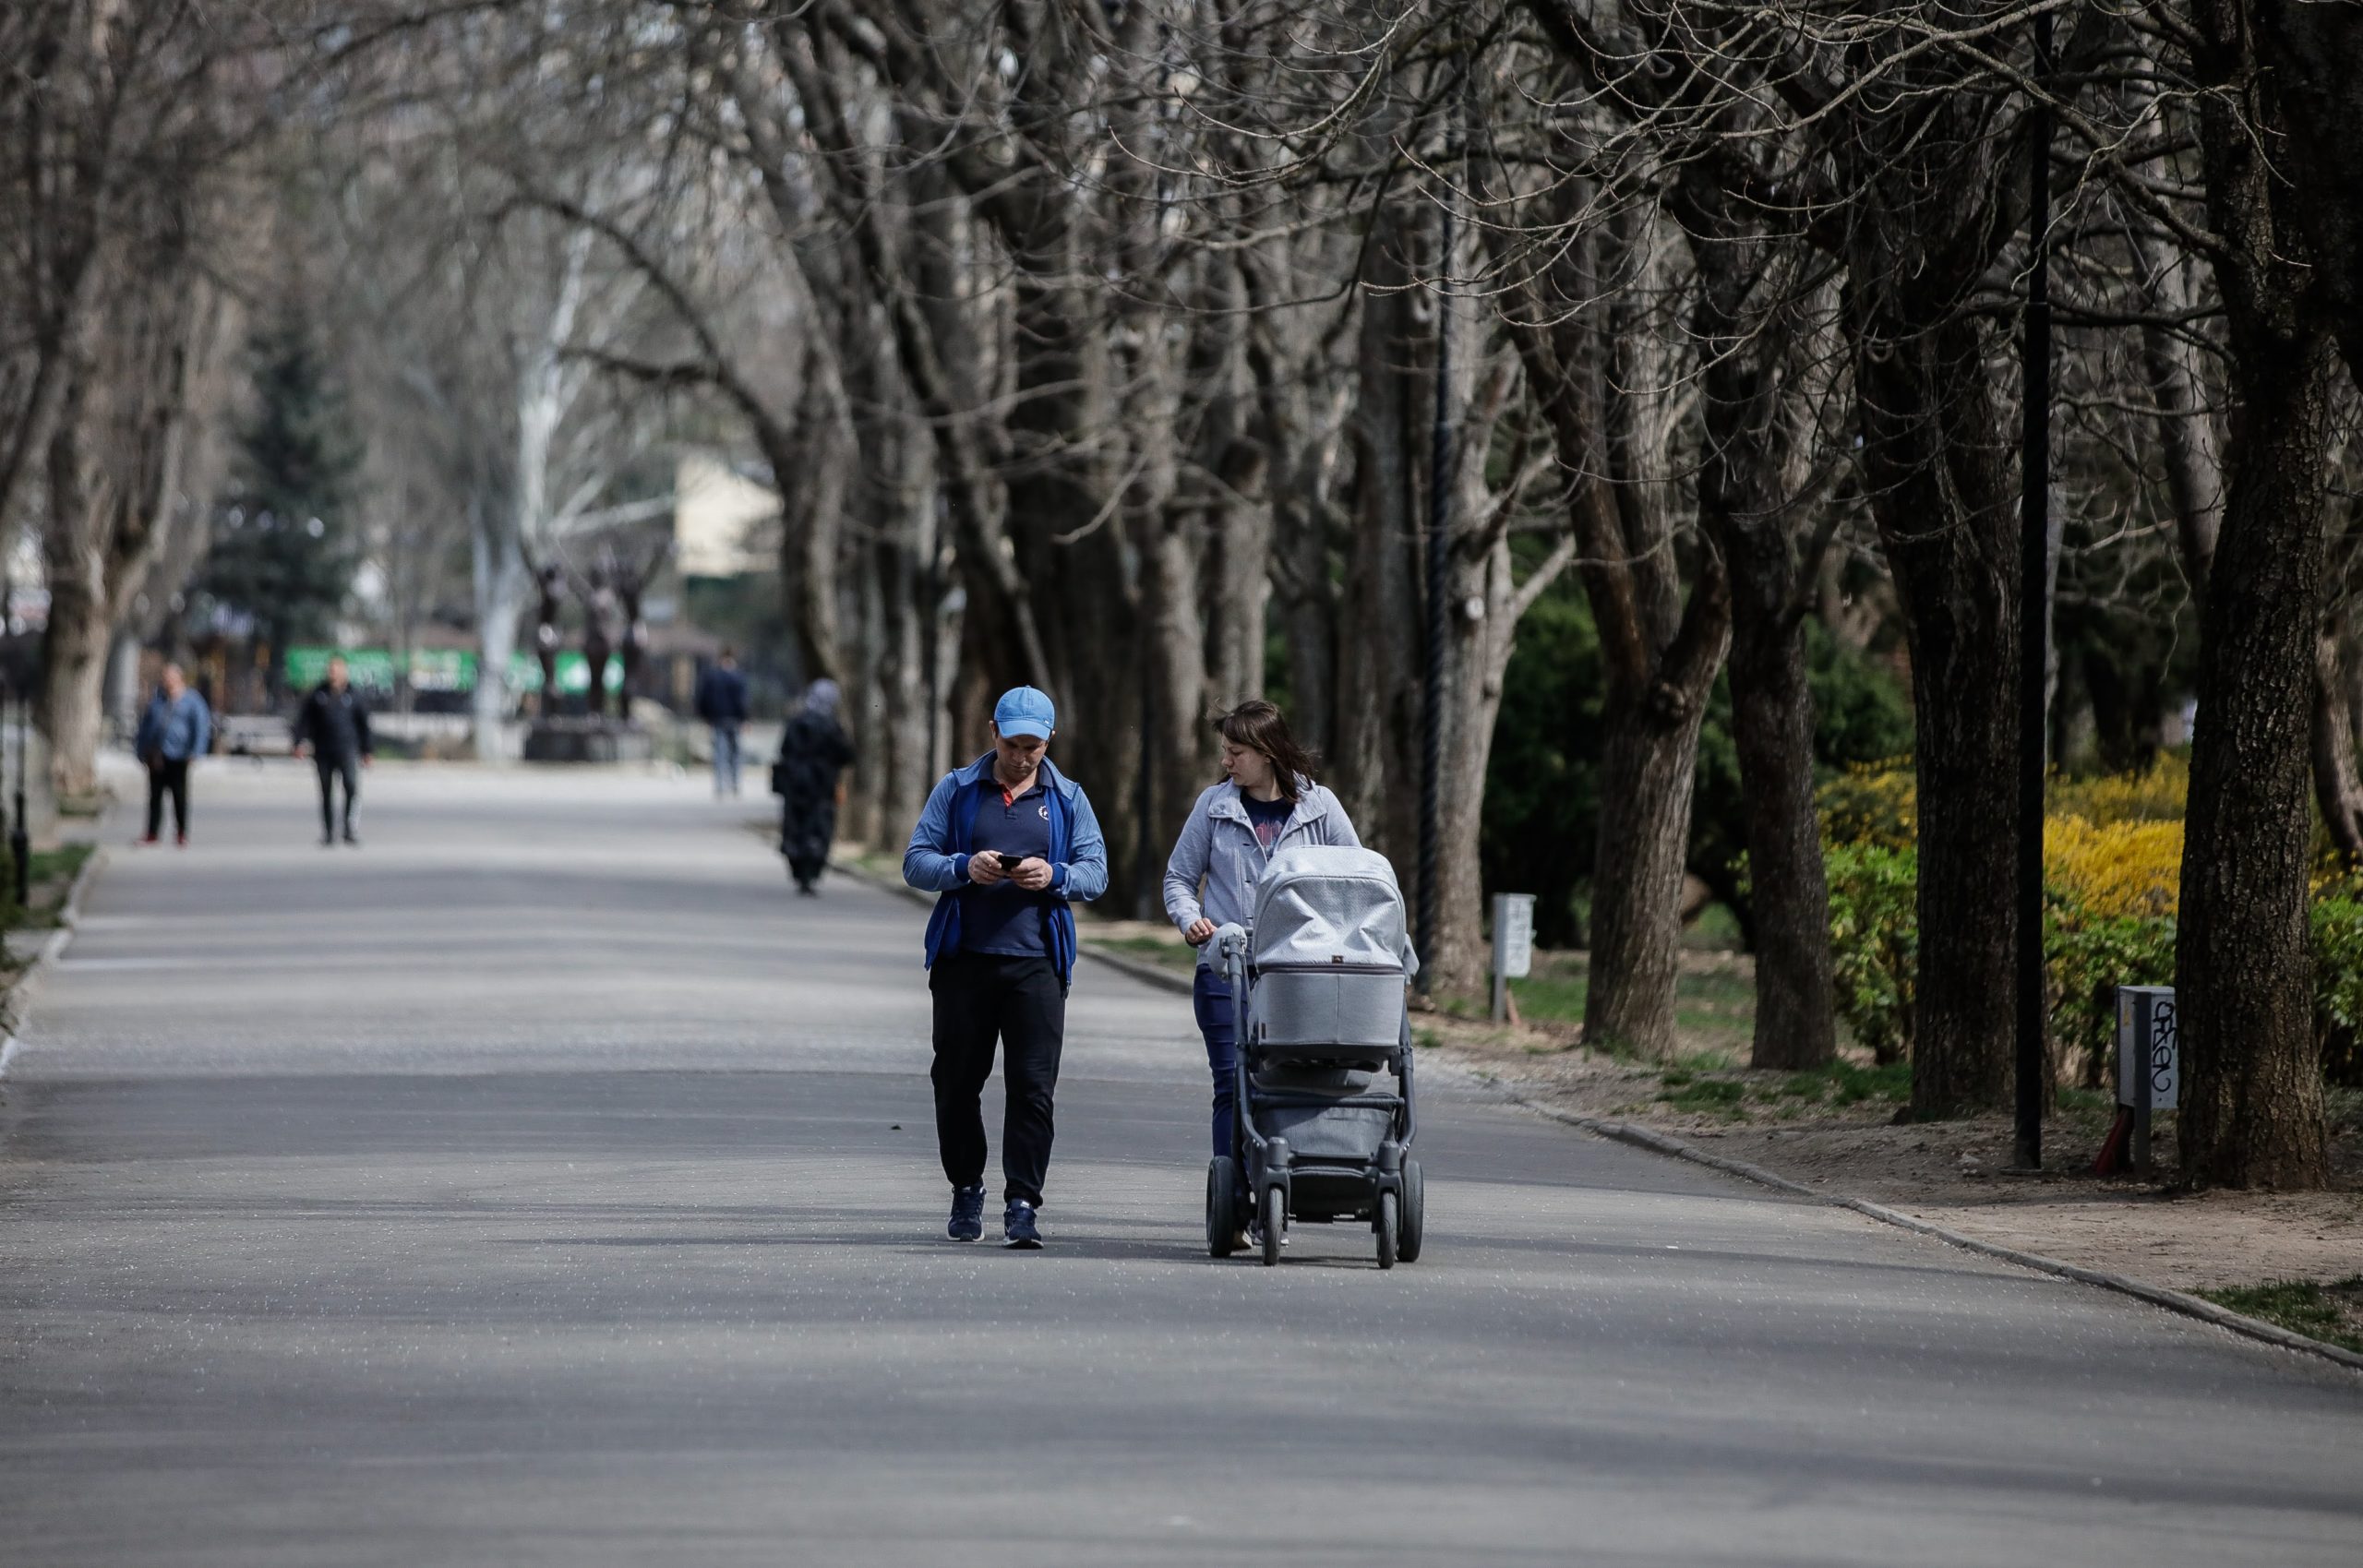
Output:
[776, 678, 854, 892]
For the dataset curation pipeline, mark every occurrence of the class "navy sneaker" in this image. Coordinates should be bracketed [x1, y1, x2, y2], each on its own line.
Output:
[1003, 1199, 1042, 1250]
[947, 1185, 987, 1242]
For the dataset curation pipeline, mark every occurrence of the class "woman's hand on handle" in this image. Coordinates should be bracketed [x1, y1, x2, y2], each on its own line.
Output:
[1184, 917, 1217, 946]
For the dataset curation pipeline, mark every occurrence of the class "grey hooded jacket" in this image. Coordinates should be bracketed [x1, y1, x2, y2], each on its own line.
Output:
[1162, 778, 1361, 965]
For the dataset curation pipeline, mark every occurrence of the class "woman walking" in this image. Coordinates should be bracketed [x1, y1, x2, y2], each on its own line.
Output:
[1162, 700, 1361, 1173]
[776, 678, 855, 893]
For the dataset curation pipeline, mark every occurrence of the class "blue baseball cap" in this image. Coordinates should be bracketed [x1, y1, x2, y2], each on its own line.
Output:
[993, 685, 1057, 740]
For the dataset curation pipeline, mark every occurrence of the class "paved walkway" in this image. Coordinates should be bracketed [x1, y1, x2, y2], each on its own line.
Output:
[1, 759, 2357, 1566]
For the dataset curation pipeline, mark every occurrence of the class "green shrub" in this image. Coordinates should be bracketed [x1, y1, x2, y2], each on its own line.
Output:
[2311, 892, 2363, 1085]
[1823, 841, 1917, 1064]
[2045, 891, 2175, 1086]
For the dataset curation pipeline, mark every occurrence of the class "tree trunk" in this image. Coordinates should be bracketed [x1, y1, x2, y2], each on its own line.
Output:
[39, 377, 109, 803]
[1727, 586, 1837, 1069]
[470, 494, 526, 764]
[1854, 317, 2021, 1119]
[1336, 246, 1426, 868]
[2175, 0, 2338, 1190]
[1586, 688, 1715, 1057]
[2312, 626, 2363, 863]
[2176, 333, 2335, 1189]
[1685, 243, 1838, 1071]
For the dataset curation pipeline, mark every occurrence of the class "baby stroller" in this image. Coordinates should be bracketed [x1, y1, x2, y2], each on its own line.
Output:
[1205, 845, 1424, 1268]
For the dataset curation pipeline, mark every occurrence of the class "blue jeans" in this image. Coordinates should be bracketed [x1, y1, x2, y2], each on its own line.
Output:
[711, 724, 741, 794]
[1193, 966, 1239, 1158]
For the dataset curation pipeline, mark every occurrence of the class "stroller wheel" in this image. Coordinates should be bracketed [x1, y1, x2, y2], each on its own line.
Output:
[1375, 1191, 1398, 1270]
[1397, 1160, 1424, 1263]
[1261, 1185, 1286, 1267]
[1206, 1157, 1240, 1257]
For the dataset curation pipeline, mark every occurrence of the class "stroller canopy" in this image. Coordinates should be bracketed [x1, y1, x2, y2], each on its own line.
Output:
[1252, 845, 1413, 972]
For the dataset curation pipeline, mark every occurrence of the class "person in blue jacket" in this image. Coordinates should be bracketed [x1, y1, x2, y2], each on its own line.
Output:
[133, 662, 212, 847]
[904, 686, 1107, 1250]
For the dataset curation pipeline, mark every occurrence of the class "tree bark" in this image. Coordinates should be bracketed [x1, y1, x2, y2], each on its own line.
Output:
[2177, 334, 2335, 1188]
[1724, 557, 1836, 1070]
[2312, 627, 2363, 864]
[2173, 0, 2337, 1189]
[2249, 0, 2363, 389]
[1336, 240, 1428, 869]
[1681, 221, 1839, 1071]
[39, 372, 110, 803]
[1853, 315, 2021, 1118]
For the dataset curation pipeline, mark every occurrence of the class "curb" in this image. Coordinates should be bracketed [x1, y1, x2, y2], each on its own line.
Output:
[1074, 942, 1195, 996]
[0, 844, 106, 1081]
[825, 856, 1199, 996]
[1489, 1083, 2363, 1377]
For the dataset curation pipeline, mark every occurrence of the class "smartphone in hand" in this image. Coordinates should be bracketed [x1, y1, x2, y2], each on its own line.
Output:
[994, 852, 1025, 874]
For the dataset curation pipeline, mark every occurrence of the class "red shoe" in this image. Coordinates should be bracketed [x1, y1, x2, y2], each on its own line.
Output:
[138, 834, 160, 846]
[174, 833, 187, 848]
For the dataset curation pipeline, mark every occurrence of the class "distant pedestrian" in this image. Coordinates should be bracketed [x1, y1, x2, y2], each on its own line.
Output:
[693, 646, 751, 796]
[904, 686, 1108, 1250]
[134, 663, 211, 848]
[1163, 700, 1359, 1195]
[774, 678, 854, 892]
[292, 654, 374, 846]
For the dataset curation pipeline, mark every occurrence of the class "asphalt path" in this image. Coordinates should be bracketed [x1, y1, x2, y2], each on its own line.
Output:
[1, 758, 2357, 1566]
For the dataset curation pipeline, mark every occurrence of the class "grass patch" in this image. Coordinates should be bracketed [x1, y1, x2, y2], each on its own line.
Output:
[29, 843, 95, 885]
[1659, 1071, 1748, 1119]
[2194, 1277, 2363, 1357]
[1502, 951, 1757, 1053]
[4, 841, 98, 929]
[1769, 1059, 1910, 1108]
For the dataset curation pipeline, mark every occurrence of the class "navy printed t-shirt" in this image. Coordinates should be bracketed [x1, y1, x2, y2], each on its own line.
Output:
[1243, 793, 1291, 852]
[961, 778, 1055, 956]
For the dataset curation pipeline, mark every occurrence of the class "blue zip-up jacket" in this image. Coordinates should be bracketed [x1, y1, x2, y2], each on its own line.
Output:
[134, 689, 212, 762]
[904, 752, 1109, 986]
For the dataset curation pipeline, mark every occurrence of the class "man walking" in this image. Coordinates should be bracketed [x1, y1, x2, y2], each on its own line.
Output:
[693, 647, 751, 796]
[903, 687, 1106, 1249]
[292, 654, 373, 846]
[134, 663, 211, 847]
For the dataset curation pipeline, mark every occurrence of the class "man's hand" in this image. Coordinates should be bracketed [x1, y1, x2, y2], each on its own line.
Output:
[291, 743, 306, 760]
[1184, 917, 1217, 946]
[1009, 857, 1054, 892]
[967, 853, 1007, 887]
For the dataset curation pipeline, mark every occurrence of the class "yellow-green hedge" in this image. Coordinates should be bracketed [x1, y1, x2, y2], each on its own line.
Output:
[1819, 755, 2363, 1085]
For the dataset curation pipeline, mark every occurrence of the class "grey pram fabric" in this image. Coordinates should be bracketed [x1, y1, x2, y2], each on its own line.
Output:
[1250, 846, 1415, 973]
[1246, 846, 1410, 1068]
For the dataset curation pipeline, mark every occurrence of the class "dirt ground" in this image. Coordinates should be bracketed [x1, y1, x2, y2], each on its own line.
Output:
[1430, 1015, 2363, 1294]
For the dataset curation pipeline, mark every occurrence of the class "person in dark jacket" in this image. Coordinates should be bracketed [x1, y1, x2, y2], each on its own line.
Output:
[775, 678, 854, 893]
[292, 655, 373, 847]
[693, 647, 752, 796]
[133, 663, 211, 847]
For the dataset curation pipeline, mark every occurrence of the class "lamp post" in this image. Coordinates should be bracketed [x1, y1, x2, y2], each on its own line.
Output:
[1416, 125, 1461, 995]
[2013, 12, 2057, 1170]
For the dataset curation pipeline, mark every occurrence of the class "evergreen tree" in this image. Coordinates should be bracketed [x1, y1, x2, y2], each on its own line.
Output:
[197, 315, 362, 698]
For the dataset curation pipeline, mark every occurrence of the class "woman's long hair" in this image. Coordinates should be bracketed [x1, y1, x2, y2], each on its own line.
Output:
[1213, 700, 1320, 803]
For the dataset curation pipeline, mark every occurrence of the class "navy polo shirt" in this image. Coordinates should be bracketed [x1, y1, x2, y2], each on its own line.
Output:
[960, 778, 1055, 957]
